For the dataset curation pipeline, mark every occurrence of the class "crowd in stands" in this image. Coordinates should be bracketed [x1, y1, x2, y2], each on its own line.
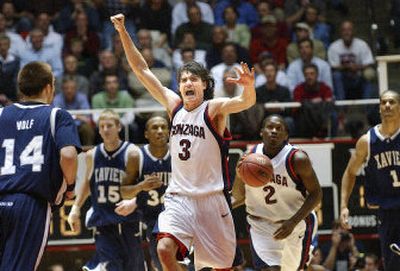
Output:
[0, 0, 381, 143]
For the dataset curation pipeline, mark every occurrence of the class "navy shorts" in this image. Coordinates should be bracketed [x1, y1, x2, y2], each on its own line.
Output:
[378, 208, 400, 271]
[0, 193, 50, 271]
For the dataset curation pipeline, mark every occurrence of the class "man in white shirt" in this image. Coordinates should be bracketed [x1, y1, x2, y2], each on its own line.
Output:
[328, 20, 375, 100]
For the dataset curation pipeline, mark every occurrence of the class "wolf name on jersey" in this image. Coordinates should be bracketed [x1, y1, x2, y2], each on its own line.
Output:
[168, 101, 231, 195]
[136, 144, 171, 222]
[0, 103, 81, 204]
[87, 142, 139, 227]
[364, 126, 400, 209]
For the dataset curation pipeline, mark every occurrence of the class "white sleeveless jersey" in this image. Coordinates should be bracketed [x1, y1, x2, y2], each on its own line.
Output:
[245, 143, 308, 221]
[167, 101, 231, 196]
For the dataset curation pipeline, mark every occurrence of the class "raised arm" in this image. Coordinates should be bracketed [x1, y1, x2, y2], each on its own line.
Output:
[110, 14, 180, 115]
[340, 134, 368, 229]
[273, 150, 323, 240]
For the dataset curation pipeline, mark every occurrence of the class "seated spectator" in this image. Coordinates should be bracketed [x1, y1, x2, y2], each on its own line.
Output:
[304, 4, 331, 48]
[222, 6, 251, 49]
[1, 1, 32, 34]
[287, 38, 332, 93]
[128, 47, 171, 107]
[67, 37, 97, 78]
[210, 42, 242, 96]
[137, 29, 172, 68]
[172, 32, 206, 69]
[205, 25, 251, 69]
[328, 20, 375, 100]
[255, 62, 294, 135]
[322, 220, 360, 271]
[89, 50, 128, 98]
[20, 28, 63, 77]
[249, 15, 288, 70]
[284, 0, 327, 27]
[139, 0, 172, 43]
[293, 63, 335, 138]
[286, 22, 326, 63]
[91, 73, 135, 130]
[360, 253, 380, 271]
[171, 0, 214, 35]
[64, 11, 100, 60]
[54, 0, 101, 33]
[174, 4, 213, 50]
[0, 13, 26, 57]
[53, 77, 95, 146]
[255, 53, 289, 88]
[214, 0, 259, 28]
[0, 34, 19, 102]
[56, 54, 89, 95]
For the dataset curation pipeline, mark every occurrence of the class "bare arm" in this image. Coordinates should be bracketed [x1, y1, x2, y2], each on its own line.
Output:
[231, 167, 246, 209]
[340, 134, 368, 229]
[60, 145, 78, 187]
[323, 230, 341, 270]
[274, 151, 322, 240]
[110, 14, 180, 115]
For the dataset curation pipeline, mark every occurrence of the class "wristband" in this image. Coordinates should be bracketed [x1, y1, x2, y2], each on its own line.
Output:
[70, 204, 81, 216]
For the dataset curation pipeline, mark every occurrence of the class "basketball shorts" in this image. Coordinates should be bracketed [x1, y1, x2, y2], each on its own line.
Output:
[157, 192, 236, 270]
[377, 208, 400, 271]
[0, 193, 51, 271]
[249, 211, 317, 271]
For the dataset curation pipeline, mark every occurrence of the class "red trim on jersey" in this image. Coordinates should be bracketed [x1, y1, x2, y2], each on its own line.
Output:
[287, 149, 300, 181]
[299, 215, 314, 269]
[214, 268, 232, 271]
[205, 105, 232, 141]
[157, 232, 188, 261]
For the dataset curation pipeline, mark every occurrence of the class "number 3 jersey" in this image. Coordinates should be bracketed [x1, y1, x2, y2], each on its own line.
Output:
[0, 103, 81, 204]
[87, 142, 139, 227]
[168, 101, 231, 196]
[136, 144, 171, 223]
[364, 126, 400, 209]
[245, 143, 308, 222]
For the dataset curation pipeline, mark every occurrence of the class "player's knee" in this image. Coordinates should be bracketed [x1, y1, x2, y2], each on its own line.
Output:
[157, 238, 177, 261]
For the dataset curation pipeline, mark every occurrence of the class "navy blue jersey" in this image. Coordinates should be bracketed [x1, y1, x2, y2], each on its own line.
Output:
[364, 126, 400, 209]
[0, 103, 81, 204]
[87, 142, 139, 227]
[136, 144, 171, 222]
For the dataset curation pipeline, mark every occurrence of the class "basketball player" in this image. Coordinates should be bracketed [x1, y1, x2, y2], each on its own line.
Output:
[0, 62, 81, 270]
[232, 115, 322, 271]
[111, 13, 256, 270]
[340, 90, 400, 270]
[67, 109, 147, 270]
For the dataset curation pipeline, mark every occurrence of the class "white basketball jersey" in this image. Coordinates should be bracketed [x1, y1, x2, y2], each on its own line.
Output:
[167, 101, 231, 196]
[245, 143, 308, 221]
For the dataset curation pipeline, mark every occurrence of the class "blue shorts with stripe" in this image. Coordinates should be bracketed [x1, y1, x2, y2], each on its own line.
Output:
[378, 208, 400, 271]
[0, 193, 50, 271]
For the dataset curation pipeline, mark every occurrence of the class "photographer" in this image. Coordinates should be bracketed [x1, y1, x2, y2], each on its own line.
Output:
[323, 220, 360, 271]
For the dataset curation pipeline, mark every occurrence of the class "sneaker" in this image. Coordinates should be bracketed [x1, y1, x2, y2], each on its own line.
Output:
[390, 243, 400, 256]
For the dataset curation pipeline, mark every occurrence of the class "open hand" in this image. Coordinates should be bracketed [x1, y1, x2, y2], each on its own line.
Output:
[273, 219, 297, 240]
[224, 62, 255, 89]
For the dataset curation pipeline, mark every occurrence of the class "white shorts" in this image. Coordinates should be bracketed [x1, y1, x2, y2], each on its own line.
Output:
[248, 212, 317, 271]
[158, 192, 236, 270]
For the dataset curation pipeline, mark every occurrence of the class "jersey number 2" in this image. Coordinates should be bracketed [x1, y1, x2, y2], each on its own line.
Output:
[1, 136, 44, 175]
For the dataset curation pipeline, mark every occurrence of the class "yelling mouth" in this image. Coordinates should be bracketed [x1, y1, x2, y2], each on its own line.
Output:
[185, 90, 195, 96]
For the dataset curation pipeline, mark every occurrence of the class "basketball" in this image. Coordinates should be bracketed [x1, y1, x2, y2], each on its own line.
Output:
[238, 153, 274, 187]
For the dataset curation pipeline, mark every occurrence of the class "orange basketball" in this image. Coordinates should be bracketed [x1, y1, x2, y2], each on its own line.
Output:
[238, 153, 274, 187]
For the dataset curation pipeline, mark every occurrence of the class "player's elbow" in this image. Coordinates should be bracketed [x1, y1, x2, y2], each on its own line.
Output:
[60, 146, 78, 162]
[315, 186, 323, 205]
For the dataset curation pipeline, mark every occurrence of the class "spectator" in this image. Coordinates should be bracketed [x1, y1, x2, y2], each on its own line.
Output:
[28, 12, 63, 55]
[128, 48, 172, 107]
[139, 0, 173, 42]
[54, 0, 101, 33]
[1, 1, 32, 34]
[328, 20, 375, 100]
[361, 253, 380, 271]
[214, 0, 259, 28]
[249, 15, 288, 70]
[170, 0, 214, 35]
[91, 73, 135, 131]
[284, 0, 326, 27]
[53, 77, 95, 146]
[210, 42, 242, 97]
[64, 11, 101, 60]
[66, 37, 97, 77]
[293, 63, 335, 138]
[255, 62, 294, 134]
[55, 54, 89, 95]
[0, 34, 19, 101]
[0, 13, 26, 56]
[322, 220, 360, 271]
[222, 5, 251, 49]
[172, 32, 206, 69]
[286, 22, 326, 63]
[136, 29, 172, 68]
[287, 38, 332, 93]
[20, 28, 63, 77]
[255, 53, 289, 88]
[89, 50, 128, 98]
[205, 25, 251, 69]
[173, 4, 213, 50]
[304, 4, 331, 48]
